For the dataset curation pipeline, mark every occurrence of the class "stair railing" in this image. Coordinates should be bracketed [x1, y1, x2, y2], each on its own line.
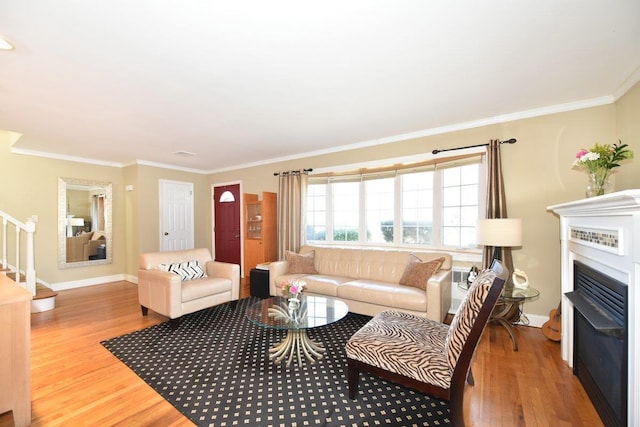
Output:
[0, 210, 37, 296]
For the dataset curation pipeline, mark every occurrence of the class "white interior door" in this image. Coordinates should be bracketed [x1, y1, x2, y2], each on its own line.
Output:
[160, 180, 194, 251]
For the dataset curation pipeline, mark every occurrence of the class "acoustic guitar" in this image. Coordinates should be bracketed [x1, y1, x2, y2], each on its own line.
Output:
[542, 302, 561, 341]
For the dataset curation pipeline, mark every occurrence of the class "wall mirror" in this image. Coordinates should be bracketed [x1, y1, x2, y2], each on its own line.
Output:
[58, 177, 113, 268]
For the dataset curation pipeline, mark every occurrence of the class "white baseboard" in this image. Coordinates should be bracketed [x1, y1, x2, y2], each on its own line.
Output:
[448, 306, 545, 329]
[50, 274, 131, 291]
[32, 297, 55, 313]
[518, 313, 545, 328]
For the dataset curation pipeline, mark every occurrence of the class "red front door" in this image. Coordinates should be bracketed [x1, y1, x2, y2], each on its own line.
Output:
[213, 184, 241, 266]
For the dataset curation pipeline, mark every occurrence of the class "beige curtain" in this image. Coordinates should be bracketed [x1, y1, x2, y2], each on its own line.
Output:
[92, 194, 105, 231]
[277, 172, 307, 260]
[481, 139, 514, 274]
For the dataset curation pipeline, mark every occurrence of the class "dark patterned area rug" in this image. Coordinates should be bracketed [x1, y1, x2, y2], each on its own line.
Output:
[101, 297, 450, 426]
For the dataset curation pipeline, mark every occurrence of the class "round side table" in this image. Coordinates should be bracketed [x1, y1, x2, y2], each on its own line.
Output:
[458, 282, 539, 351]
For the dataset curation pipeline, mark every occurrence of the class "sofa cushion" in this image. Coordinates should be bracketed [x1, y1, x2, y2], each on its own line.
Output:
[160, 260, 207, 281]
[337, 279, 428, 312]
[77, 232, 92, 244]
[299, 245, 450, 284]
[299, 274, 350, 296]
[399, 255, 445, 290]
[91, 231, 106, 241]
[181, 277, 231, 302]
[285, 250, 318, 274]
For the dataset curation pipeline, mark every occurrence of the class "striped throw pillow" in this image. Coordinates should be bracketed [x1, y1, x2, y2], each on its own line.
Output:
[159, 260, 207, 281]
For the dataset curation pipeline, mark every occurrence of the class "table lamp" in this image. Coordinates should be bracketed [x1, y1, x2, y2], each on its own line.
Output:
[66, 216, 85, 237]
[476, 218, 522, 261]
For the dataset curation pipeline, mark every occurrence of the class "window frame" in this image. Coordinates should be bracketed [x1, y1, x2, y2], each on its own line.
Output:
[304, 148, 487, 253]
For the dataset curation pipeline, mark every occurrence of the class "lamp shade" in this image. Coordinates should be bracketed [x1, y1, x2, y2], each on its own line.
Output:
[66, 216, 85, 237]
[67, 218, 85, 227]
[476, 218, 522, 247]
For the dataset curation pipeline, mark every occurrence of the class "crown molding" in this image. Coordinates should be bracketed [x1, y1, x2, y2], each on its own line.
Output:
[9, 94, 621, 174]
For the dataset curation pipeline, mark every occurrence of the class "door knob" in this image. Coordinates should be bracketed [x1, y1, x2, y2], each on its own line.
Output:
[164, 232, 169, 236]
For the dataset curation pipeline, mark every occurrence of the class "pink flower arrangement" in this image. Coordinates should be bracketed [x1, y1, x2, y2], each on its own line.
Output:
[573, 141, 633, 196]
[282, 279, 306, 299]
[572, 141, 633, 174]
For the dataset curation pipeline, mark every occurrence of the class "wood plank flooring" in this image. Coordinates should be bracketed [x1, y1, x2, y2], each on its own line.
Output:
[17, 280, 603, 426]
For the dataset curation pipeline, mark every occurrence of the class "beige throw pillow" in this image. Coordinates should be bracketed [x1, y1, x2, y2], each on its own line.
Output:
[399, 254, 445, 290]
[285, 250, 318, 274]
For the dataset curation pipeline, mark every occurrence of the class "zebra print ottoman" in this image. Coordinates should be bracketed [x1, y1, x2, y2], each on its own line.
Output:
[345, 310, 451, 389]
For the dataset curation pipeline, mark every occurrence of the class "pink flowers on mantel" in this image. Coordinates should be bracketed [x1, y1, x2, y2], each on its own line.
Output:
[572, 141, 634, 197]
[572, 141, 633, 175]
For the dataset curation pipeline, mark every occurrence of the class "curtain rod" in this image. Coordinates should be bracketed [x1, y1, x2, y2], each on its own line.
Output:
[273, 168, 313, 177]
[432, 138, 516, 155]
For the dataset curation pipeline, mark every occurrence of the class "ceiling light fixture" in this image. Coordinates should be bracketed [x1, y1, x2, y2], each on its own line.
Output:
[173, 150, 197, 156]
[0, 36, 15, 50]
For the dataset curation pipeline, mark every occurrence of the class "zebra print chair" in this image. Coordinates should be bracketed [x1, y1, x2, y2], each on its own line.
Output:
[345, 260, 507, 427]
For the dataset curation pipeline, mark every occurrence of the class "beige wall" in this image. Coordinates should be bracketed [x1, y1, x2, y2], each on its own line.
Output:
[0, 140, 210, 283]
[122, 164, 211, 276]
[0, 137, 126, 284]
[616, 81, 640, 191]
[1, 81, 638, 317]
[123, 165, 139, 277]
[209, 83, 640, 318]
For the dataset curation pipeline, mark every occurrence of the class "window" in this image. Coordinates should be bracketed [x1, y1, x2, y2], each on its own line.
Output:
[306, 184, 326, 240]
[332, 182, 359, 241]
[442, 164, 479, 247]
[305, 154, 484, 249]
[401, 171, 433, 245]
[365, 177, 394, 243]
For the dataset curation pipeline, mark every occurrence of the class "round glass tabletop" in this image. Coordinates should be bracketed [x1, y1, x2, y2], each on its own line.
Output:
[457, 281, 539, 302]
[500, 286, 540, 302]
[246, 295, 349, 331]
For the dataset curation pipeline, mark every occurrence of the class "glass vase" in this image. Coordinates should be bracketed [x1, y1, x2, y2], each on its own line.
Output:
[585, 169, 612, 198]
[288, 297, 299, 310]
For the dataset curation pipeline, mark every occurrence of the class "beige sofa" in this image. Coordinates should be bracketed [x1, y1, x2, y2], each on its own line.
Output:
[269, 245, 452, 322]
[138, 248, 240, 325]
[66, 231, 106, 262]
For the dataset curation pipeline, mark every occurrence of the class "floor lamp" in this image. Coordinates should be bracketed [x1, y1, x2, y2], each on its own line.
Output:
[476, 218, 522, 262]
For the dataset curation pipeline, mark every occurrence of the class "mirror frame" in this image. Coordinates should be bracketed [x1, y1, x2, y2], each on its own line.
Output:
[58, 177, 113, 269]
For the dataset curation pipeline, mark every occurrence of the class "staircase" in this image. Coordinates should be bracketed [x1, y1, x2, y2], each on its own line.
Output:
[0, 210, 56, 312]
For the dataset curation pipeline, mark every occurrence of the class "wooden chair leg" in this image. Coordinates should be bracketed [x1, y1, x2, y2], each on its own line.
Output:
[466, 368, 474, 386]
[140, 305, 148, 316]
[347, 358, 360, 399]
[449, 385, 465, 427]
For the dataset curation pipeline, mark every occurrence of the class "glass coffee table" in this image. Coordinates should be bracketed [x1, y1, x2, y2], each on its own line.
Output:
[246, 295, 348, 366]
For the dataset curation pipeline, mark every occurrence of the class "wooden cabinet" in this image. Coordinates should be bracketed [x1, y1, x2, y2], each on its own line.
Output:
[0, 276, 31, 426]
[244, 192, 277, 272]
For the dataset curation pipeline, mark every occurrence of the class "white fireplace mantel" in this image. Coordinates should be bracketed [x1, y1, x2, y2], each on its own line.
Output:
[548, 189, 640, 426]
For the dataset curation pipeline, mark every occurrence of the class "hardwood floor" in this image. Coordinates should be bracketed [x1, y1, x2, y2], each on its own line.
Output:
[20, 280, 602, 426]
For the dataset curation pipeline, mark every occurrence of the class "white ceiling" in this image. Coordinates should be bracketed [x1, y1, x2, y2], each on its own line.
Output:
[1, 1, 639, 173]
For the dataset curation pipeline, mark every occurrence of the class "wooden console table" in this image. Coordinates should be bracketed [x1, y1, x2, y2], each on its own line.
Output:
[0, 275, 32, 426]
